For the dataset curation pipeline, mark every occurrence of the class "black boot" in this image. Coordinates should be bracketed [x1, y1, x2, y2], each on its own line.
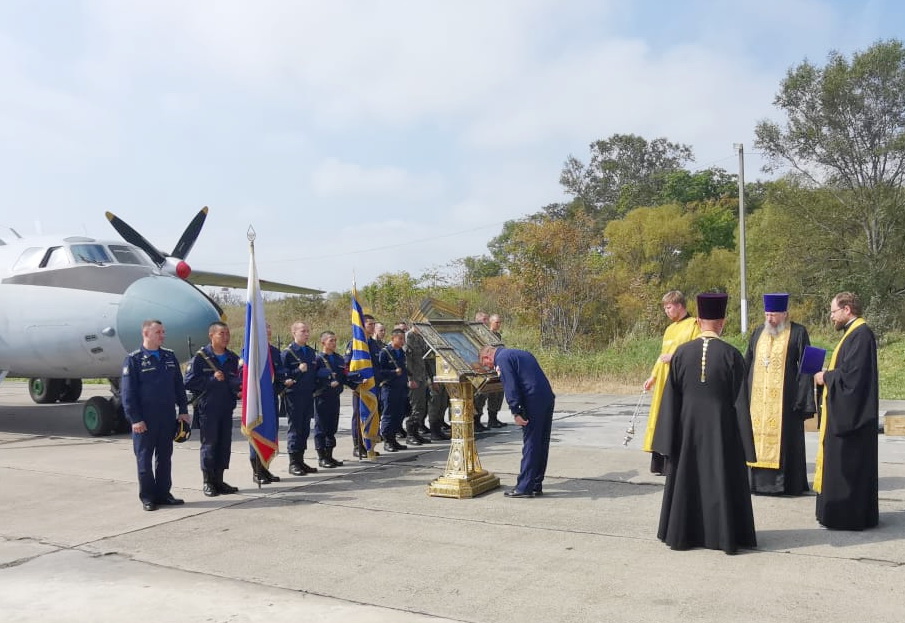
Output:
[406, 420, 430, 446]
[215, 470, 239, 494]
[488, 412, 507, 428]
[317, 448, 333, 469]
[326, 447, 343, 467]
[299, 451, 318, 474]
[263, 467, 281, 482]
[474, 416, 488, 432]
[251, 456, 272, 485]
[288, 451, 305, 476]
[202, 470, 219, 497]
[429, 427, 450, 441]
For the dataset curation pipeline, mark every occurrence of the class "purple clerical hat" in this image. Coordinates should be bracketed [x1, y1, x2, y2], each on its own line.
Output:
[696, 293, 728, 320]
[799, 345, 826, 375]
[763, 293, 789, 313]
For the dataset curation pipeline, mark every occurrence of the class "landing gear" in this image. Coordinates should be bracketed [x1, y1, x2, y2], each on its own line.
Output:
[83, 396, 117, 437]
[59, 379, 83, 402]
[80, 378, 129, 437]
[27, 378, 82, 403]
[28, 378, 64, 404]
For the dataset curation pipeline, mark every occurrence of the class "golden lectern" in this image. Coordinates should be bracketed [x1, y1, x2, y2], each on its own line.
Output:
[410, 299, 503, 498]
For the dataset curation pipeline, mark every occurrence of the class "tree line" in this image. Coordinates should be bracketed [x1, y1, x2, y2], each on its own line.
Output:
[239, 39, 905, 354]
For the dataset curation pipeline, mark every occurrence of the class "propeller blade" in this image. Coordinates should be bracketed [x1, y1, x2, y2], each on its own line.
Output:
[171, 206, 209, 259]
[105, 211, 167, 266]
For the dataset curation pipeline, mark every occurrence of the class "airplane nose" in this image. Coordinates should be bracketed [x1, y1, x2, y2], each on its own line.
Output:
[117, 276, 222, 361]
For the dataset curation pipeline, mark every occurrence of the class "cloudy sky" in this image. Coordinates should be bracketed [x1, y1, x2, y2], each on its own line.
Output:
[1, 0, 903, 294]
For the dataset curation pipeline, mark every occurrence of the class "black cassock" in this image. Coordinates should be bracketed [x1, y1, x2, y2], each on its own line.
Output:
[653, 336, 757, 554]
[744, 322, 816, 495]
[817, 322, 879, 530]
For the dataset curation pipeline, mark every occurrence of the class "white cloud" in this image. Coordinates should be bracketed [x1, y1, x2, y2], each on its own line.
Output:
[310, 158, 445, 200]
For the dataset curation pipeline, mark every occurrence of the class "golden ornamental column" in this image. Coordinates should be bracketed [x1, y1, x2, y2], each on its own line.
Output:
[428, 367, 500, 498]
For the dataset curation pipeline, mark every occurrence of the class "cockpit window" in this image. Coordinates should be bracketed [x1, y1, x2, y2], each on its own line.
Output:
[70, 244, 112, 265]
[11, 247, 45, 271]
[42, 246, 70, 268]
[108, 244, 150, 265]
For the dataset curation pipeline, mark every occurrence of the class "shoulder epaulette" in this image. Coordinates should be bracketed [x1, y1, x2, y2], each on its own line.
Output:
[128, 349, 141, 356]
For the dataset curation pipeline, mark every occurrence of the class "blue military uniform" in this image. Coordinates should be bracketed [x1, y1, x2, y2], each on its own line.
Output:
[281, 342, 319, 474]
[121, 347, 188, 507]
[377, 344, 409, 452]
[494, 348, 555, 496]
[314, 351, 352, 467]
[184, 345, 242, 495]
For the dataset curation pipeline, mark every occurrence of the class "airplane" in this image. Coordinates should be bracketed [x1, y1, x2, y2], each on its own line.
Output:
[0, 208, 322, 436]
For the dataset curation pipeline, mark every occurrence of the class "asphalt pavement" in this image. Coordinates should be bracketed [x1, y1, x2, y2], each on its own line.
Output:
[1, 381, 904, 623]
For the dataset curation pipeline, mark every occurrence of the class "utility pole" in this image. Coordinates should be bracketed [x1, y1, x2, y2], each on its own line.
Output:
[734, 143, 748, 334]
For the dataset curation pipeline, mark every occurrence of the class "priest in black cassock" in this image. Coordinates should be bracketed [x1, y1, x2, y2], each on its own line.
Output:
[813, 292, 879, 530]
[744, 293, 815, 496]
[652, 292, 757, 554]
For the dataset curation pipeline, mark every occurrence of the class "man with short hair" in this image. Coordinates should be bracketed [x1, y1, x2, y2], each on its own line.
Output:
[814, 292, 879, 530]
[122, 320, 191, 511]
[744, 293, 815, 496]
[404, 323, 432, 446]
[185, 321, 243, 497]
[377, 328, 409, 452]
[642, 291, 700, 475]
[313, 330, 349, 468]
[653, 293, 757, 554]
[281, 321, 319, 475]
[479, 345, 555, 498]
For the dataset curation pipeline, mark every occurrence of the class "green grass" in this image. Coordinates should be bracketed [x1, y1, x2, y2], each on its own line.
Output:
[512, 330, 905, 400]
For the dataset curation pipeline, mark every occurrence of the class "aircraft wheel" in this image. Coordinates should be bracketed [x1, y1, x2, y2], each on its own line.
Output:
[59, 379, 83, 403]
[83, 397, 116, 437]
[28, 378, 64, 404]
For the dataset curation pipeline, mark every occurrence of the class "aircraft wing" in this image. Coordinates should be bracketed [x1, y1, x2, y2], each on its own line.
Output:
[188, 270, 323, 295]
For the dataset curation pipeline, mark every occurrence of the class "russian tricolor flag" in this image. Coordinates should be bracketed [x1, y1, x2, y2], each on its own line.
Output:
[241, 232, 278, 467]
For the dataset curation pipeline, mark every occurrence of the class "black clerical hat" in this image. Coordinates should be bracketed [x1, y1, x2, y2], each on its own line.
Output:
[696, 293, 728, 320]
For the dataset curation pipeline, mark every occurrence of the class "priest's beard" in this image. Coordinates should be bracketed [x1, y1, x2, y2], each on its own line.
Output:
[765, 321, 787, 337]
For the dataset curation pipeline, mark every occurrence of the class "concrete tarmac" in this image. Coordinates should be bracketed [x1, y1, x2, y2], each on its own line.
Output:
[1, 380, 904, 623]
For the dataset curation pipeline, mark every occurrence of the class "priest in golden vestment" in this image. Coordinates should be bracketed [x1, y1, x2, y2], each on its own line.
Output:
[643, 291, 700, 475]
[743, 293, 816, 496]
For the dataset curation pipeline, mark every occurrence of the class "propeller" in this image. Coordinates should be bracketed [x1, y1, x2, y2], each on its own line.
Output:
[172, 206, 208, 259]
[105, 211, 167, 266]
[105, 206, 325, 296]
[106, 207, 209, 278]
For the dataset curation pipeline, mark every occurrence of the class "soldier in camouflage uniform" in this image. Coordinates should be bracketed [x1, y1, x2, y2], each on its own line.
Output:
[404, 324, 432, 446]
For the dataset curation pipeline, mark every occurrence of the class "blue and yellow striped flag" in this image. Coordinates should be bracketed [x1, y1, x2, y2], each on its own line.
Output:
[350, 283, 379, 455]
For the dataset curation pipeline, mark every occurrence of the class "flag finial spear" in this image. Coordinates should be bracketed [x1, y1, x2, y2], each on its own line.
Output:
[247, 225, 256, 242]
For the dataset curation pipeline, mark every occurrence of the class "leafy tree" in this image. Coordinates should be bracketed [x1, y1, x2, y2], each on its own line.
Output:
[559, 133, 694, 226]
[755, 39, 905, 328]
[658, 167, 737, 204]
[503, 214, 605, 351]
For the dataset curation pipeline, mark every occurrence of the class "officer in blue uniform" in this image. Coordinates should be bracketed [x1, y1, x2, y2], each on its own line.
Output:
[250, 323, 286, 485]
[377, 328, 409, 453]
[121, 319, 191, 511]
[184, 321, 242, 497]
[314, 330, 351, 468]
[281, 321, 319, 475]
[479, 345, 555, 498]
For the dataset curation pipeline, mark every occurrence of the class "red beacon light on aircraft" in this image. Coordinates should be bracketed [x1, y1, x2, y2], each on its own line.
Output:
[176, 260, 191, 280]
